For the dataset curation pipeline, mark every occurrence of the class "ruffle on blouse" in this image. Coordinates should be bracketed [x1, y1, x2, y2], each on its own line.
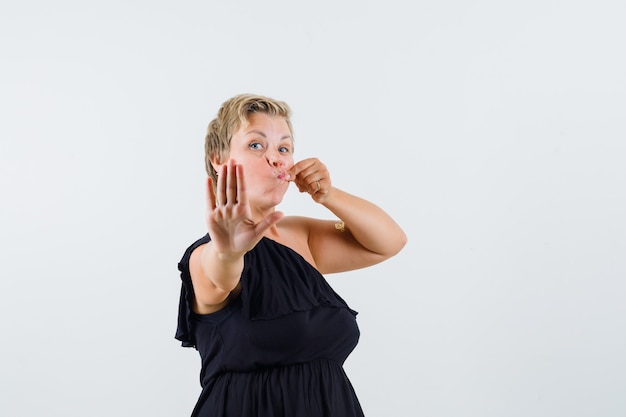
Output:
[175, 234, 357, 348]
[175, 234, 211, 348]
[240, 238, 357, 320]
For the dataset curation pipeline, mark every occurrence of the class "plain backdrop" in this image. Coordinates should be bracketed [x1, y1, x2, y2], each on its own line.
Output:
[1, 1, 625, 416]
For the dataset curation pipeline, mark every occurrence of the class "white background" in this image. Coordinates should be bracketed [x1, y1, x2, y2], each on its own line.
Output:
[1, 1, 625, 416]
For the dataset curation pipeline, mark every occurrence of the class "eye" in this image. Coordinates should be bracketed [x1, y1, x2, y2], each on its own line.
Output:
[278, 146, 291, 154]
[249, 142, 263, 150]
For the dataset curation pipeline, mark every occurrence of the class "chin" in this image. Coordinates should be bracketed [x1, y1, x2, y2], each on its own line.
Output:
[269, 193, 286, 206]
[256, 188, 287, 207]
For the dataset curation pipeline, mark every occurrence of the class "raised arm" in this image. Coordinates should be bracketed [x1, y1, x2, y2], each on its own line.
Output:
[288, 158, 407, 274]
[189, 160, 283, 311]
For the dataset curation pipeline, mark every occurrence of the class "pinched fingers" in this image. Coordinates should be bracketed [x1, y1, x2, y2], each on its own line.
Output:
[303, 177, 324, 195]
[289, 158, 330, 196]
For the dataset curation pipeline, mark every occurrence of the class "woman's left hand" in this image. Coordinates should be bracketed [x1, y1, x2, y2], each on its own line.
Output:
[287, 158, 331, 203]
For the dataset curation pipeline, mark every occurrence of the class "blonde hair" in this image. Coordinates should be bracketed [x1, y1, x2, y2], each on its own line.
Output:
[204, 93, 294, 184]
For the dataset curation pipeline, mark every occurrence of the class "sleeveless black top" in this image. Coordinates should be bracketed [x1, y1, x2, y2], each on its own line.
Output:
[176, 234, 365, 417]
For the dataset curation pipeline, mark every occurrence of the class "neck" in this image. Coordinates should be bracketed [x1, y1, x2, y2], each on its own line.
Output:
[263, 224, 281, 240]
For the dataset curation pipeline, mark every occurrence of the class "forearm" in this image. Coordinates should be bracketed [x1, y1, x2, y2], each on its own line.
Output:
[321, 187, 407, 256]
[199, 243, 244, 293]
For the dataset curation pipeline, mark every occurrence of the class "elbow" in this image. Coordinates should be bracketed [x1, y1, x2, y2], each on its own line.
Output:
[381, 230, 407, 258]
[392, 231, 408, 255]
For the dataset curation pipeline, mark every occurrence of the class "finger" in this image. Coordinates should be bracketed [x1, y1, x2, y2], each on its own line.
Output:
[217, 164, 227, 206]
[287, 158, 314, 180]
[298, 160, 328, 184]
[296, 170, 324, 193]
[286, 160, 301, 179]
[308, 178, 324, 194]
[206, 177, 217, 209]
[236, 163, 247, 207]
[226, 159, 238, 205]
[254, 211, 285, 236]
[285, 166, 297, 182]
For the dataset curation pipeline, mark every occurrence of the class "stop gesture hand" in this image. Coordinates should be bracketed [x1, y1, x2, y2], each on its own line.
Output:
[206, 159, 283, 259]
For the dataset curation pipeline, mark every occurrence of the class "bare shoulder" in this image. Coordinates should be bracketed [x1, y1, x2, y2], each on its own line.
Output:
[277, 215, 309, 225]
[275, 216, 354, 273]
[275, 215, 338, 243]
[272, 216, 328, 267]
[278, 215, 335, 232]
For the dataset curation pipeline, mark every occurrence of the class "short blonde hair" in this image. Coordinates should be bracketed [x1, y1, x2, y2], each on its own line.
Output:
[204, 93, 294, 184]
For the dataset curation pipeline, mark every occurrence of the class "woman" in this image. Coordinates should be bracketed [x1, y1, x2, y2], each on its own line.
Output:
[176, 93, 407, 416]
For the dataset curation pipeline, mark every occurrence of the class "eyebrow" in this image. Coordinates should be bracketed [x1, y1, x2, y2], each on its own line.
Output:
[245, 130, 292, 141]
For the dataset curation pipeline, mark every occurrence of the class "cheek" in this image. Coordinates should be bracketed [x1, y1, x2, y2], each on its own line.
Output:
[235, 153, 262, 168]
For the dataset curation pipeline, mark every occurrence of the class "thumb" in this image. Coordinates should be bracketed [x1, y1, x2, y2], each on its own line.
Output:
[254, 211, 285, 236]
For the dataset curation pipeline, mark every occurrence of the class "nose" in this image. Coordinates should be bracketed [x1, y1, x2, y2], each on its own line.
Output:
[266, 151, 284, 168]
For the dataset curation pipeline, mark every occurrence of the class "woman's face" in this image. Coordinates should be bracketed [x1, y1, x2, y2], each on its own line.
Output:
[223, 112, 294, 208]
